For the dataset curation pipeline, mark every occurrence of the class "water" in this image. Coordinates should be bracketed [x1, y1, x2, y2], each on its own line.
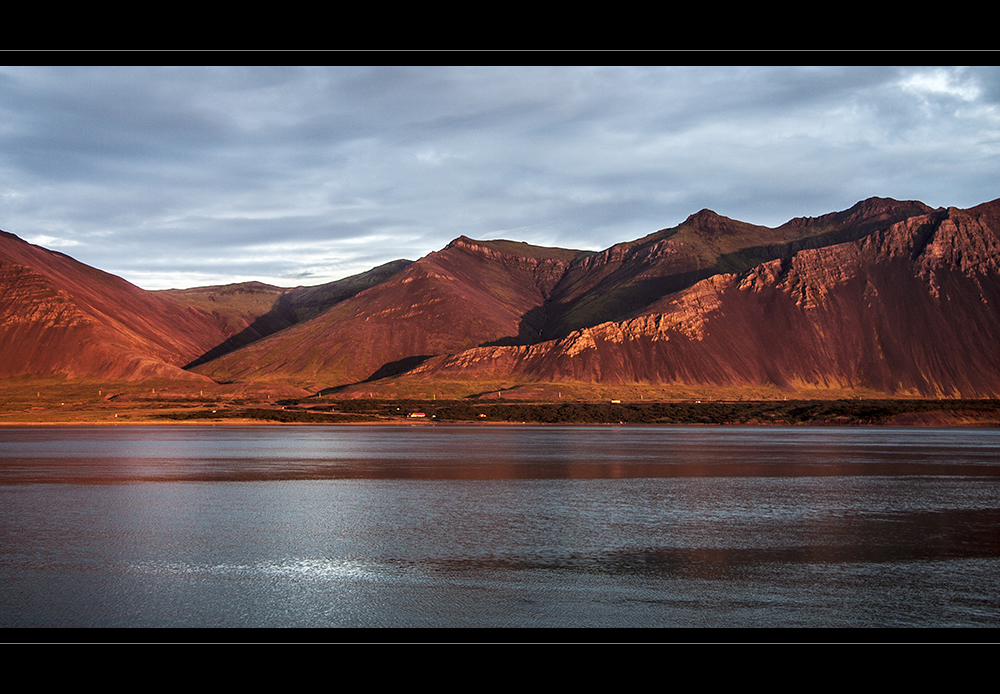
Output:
[1, 425, 999, 629]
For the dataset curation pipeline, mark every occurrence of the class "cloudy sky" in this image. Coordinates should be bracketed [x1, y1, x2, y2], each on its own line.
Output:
[1, 65, 997, 290]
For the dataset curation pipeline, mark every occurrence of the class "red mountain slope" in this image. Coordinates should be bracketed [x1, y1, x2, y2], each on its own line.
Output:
[5, 196, 995, 396]
[192, 196, 941, 391]
[403, 199, 1000, 397]
[0, 231, 228, 380]
[541, 197, 934, 338]
[158, 259, 412, 368]
[190, 237, 587, 387]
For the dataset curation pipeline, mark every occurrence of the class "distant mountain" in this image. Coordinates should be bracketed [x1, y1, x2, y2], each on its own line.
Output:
[3, 196, 998, 396]
[157, 259, 412, 369]
[193, 196, 980, 395]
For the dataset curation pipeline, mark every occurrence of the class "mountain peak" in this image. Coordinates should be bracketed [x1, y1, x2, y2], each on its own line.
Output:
[844, 196, 934, 217]
[685, 209, 725, 224]
[676, 208, 769, 241]
[446, 235, 586, 264]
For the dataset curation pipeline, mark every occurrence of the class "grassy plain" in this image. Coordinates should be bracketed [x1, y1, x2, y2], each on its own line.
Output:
[1, 377, 997, 426]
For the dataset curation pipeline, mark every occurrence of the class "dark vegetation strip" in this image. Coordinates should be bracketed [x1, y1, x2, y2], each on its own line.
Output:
[432, 399, 999, 424]
[152, 408, 380, 423]
[244, 398, 1000, 425]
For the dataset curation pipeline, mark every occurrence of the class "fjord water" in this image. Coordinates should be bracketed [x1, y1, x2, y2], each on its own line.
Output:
[2, 425, 999, 628]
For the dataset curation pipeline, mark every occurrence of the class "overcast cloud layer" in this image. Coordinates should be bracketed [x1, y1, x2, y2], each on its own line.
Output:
[1, 65, 997, 290]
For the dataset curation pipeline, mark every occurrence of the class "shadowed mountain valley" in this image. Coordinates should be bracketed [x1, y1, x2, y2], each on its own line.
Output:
[158, 259, 413, 369]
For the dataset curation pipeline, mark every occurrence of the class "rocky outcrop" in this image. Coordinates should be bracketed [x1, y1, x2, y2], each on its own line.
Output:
[532, 198, 936, 340]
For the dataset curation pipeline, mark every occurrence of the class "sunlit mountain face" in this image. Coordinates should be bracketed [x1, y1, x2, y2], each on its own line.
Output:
[3, 197, 999, 398]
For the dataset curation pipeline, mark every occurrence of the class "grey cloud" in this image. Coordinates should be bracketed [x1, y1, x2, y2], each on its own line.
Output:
[1, 65, 997, 289]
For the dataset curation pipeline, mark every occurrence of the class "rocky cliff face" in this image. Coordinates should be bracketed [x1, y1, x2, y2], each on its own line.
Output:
[533, 197, 935, 340]
[404, 200, 1000, 396]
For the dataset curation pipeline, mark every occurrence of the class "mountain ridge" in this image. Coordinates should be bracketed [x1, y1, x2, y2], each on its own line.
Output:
[2, 196, 997, 398]
[400, 199, 1000, 397]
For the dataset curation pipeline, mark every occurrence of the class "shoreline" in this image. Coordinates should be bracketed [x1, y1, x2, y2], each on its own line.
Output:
[2, 419, 998, 428]
[2, 398, 998, 428]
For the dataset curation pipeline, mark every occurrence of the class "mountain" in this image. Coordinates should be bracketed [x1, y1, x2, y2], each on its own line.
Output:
[534, 197, 935, 339]
[157, 259, 412, 368]
[4, 196, 998, 397]
[188, 237, 591, 387]
[0, 230, 228, 380]
[0, 228, 413, 381]
[192, 196, 967, 394]
[401, 199, 1000, 397]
